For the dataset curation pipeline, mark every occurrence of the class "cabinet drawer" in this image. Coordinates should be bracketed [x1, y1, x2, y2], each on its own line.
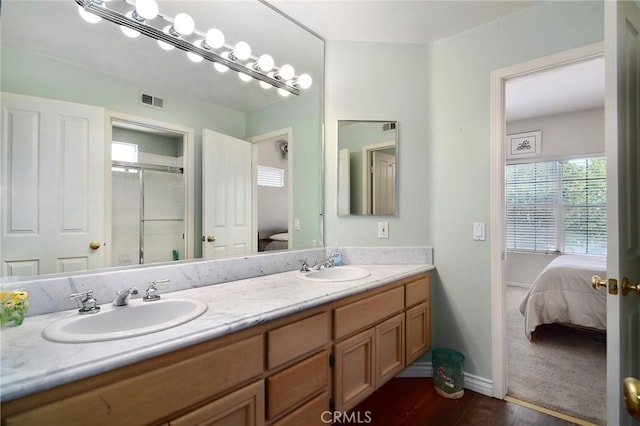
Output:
[334, 287, 404, 340]
[405, 273, 431, 307]
[267, 312, 328, 369]
[169, 380, 265, 426]
[5, 335, 264, 426]
[266, 351, 328, 420]
[270, 391, 328, 426]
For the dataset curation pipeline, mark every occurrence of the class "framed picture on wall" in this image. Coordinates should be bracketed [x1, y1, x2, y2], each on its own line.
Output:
[507, 130, 542, 159]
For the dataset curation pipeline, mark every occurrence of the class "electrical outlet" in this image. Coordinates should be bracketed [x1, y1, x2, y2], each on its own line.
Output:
[378, 222, 389, 239]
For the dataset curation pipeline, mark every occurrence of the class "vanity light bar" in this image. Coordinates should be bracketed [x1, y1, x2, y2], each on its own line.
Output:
[75, 0, 312, 96]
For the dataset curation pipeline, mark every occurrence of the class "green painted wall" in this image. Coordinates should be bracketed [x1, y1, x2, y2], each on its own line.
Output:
[325, 0, 604, 380]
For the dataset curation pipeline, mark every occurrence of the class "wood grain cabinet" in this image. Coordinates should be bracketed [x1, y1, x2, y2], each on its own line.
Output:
[332, 272, 431, 413]
[1, 271, 431, 426]
[168, 380, 265, 426]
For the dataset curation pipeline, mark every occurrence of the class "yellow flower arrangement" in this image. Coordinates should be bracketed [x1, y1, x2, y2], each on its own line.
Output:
[1, 290, 29, 326]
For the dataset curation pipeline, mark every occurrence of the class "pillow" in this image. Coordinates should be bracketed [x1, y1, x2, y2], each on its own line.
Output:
[269, 232, 289, 242]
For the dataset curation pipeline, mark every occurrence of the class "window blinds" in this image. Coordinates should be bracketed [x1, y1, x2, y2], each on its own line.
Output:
[506, 157, 606, 255]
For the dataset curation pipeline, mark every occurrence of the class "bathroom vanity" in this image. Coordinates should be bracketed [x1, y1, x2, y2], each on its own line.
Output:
[0, 266, 432, 425]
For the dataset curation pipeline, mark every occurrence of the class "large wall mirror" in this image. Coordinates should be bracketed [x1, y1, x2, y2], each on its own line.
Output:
[0, 0, 324, 279]
[337, 120, 398, 216]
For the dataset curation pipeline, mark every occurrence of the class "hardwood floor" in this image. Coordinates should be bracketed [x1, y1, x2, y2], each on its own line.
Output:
[345, 378, 580, 425]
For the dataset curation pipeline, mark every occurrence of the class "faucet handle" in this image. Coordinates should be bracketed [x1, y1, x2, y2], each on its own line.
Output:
[69, 290, 101, 315]
[143, 279, 169, 302]
[298, 259, 312, 272]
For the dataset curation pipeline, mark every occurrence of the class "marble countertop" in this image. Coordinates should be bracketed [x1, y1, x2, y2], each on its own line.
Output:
[0, 264, 432, 402]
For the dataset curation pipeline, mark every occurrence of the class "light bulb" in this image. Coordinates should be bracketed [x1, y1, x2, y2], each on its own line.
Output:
[173, 13, 195, 36]
[78, 5, 102, 24]
[257, 54, 274, 72]
[157, 26, 175, 50]
[278, 88, 291, 97]
[214, 52, 230, 73]
[134, 0, 158, 20]
[259, 72, 275, 90]
[187, 46, 204, 63]
[205, 28, 225, 49]
[296, 73, 312, 89]
[276, 64, 295, 81]
[239, 72, 253, 82]
[238, 63, 253, 82]
[120, 12, 141, 38]
[232, 42, 251, 61]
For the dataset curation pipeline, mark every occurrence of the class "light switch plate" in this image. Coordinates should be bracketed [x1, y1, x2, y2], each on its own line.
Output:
[473, 222, 486, 241]
[378, 222, 389, 239]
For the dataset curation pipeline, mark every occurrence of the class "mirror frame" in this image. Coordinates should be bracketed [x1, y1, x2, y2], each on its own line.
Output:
[337, 120, 399, 216]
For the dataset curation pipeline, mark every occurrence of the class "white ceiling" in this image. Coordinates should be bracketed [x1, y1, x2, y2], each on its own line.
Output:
[1, 1, 604, 118]
[271, 0, 604, 121]
[269, 0, 538, 44]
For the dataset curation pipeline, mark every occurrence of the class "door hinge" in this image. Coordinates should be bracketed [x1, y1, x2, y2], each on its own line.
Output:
[329, 352, 334, 368]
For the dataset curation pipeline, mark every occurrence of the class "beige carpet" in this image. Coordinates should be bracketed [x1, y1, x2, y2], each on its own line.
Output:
[506, 286, 606, 425]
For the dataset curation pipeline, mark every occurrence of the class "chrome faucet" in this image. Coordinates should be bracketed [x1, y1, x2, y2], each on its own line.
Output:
[143, 279, 169, 302]
[112, 287, 139, 306]
[68, 290, 100, 315]
[313, 257, 334, 270]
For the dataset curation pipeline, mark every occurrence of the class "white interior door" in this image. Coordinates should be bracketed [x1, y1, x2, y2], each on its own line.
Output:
[338, 148, 351, 215]
[372, 151, 396, 215]
[605, 1, 640, 425]
[202, 129, 252, 259]
[1, 92, 105, 276]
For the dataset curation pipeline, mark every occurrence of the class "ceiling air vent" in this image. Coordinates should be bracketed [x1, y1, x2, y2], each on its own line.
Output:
[139, 92, 164, 110]
[382, 122, 397, 132]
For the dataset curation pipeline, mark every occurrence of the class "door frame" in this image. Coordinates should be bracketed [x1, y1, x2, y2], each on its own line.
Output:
[489, 42, 604, 399]
[361, 140, 395, 215]
[248, 127, 293, 252]
[105, 111, 195, 265]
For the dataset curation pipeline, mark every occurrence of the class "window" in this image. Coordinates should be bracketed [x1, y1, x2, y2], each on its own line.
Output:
[112, 141, 138, 163]
[257, 165, 285, 188]
[506, 157, 606, 255]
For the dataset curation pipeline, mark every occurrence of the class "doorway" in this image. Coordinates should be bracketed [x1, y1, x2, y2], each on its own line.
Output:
[106, 112, 195, 267]
[248, 128, 293, 252]
[489, 43, 605, 416]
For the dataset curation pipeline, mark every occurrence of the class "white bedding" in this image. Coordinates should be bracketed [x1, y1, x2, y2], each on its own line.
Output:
[519, 255, 607, 340]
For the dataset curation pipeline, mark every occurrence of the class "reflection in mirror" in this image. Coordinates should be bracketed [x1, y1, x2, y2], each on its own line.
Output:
[338, 120, 398, 216]
[0, 1, 324, 279]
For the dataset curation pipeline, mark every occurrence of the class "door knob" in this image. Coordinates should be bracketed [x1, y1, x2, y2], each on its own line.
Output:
[202, 235, 216, 243]
[592, 275, 607, 289]
[622, 277, 640, 296]
[89, 241, 101, 250]
[623, 377, 640, 421]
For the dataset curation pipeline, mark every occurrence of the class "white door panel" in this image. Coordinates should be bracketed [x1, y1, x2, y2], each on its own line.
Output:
[605, 1, 640, 424]
[202, 129, 252, 259]
[1, 93, 105, 276]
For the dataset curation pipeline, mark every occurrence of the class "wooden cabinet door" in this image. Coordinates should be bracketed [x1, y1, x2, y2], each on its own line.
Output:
[375, 313, 405, 387]
[169, 380, 264, 426]
[406, 302, 431, 365]
[333, 328, 375, 412]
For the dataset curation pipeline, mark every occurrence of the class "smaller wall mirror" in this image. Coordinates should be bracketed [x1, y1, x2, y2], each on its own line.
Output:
[337, 120, 398, 216]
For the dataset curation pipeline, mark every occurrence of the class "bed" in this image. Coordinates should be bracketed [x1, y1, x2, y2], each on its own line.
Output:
[257, 229, 289, 252]
[519, 254, 607, 340]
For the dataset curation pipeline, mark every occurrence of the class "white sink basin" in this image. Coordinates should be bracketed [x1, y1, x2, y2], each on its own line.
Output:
[42, 297, 208, 343]
[298, 266, 370, 282]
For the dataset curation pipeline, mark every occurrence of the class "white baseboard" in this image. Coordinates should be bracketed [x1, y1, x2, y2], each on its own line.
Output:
[397, 361, 493, 397]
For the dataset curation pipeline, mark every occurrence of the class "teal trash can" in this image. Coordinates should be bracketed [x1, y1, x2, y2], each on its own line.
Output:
[432, 348, 465, 399]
